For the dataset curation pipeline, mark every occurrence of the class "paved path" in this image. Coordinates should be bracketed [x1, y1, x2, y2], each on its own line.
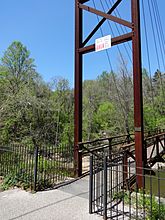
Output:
[0, 176, 102, 220]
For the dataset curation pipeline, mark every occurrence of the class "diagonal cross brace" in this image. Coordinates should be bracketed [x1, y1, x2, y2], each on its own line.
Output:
[82, 0, 123, 47]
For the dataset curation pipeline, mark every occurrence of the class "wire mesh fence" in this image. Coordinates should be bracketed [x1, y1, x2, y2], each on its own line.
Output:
[0, 143, 74, 191]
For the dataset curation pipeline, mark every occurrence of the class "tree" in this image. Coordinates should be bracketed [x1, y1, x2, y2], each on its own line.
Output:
[1, 41, 164, 146]
[152, 70, 165, 128]
[1, 41, 36, 94]
[83, 80, 100, 140]
[95, 101, 118, 135]
[50, 77, 74, 146]
[116, 58, 133, 134]
[0, 41, 53, 145]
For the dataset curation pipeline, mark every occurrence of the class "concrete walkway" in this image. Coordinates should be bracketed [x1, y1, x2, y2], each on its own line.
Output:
[0, 176, 102, 220]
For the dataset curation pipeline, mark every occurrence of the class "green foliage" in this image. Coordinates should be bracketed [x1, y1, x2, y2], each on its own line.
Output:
[0, 41, 165, 174]
[0, 142, 74, 191]
[114, 190, 165, 220]
[0, 41, 74, 147]
[95, 102, 117, 134]
[0, 171, 54, 191]
[113, 191, 127, 200]
[0, 172, 32, 190]
[35, 177, 53, 191]
[144, 105, 157, 131]
[143, 68, 165, 131]
[138, 191, 165, 220]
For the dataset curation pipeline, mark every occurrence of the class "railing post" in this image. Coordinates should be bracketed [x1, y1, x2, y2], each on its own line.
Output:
[78, 143, 82, 177]
[74, 144, 82, 177]
[156, 136, 159, 158]
[108, 138, 112, 161]
[89, 154, 93, 214]
[33, 144, 39, 192]
[127, 133, 131, 144]
[103, 155, 108, 220]
[123, 134, 130, 182]
[144, 139, 147, 167]
[123, 150, 128, 183]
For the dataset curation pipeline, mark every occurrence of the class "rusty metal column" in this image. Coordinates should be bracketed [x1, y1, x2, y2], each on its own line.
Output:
[74, 0, 83, 177]
[132, 0, 144, 188]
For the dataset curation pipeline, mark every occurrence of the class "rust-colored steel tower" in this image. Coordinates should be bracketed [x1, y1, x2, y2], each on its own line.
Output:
[74, 0, 144, 188]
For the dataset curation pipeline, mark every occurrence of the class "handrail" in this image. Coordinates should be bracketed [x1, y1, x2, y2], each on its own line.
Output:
[78, 129, 165, 146]
[78, 130, 165, 176]
[78, 133, 133, 146]
[145, 132, 165, 141]
[119, 142, 135, 150]
[80, 131, 165, 151]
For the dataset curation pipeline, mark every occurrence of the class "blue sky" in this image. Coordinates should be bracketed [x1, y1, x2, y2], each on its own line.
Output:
[0, 0, 164, 86]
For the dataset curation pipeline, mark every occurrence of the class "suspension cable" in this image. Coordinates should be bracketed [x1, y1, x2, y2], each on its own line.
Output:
[147, 0, 161, 70]
[99, 0, 131, 75]
[108, 0, 132, 51]
[154, 0, 165, 59]
[141, 0, 156, 128]
[105, 0, 132, 63]
[149, 0, 165, 102]
[92, 0, 131, 131]
[151, 0, 165, 70]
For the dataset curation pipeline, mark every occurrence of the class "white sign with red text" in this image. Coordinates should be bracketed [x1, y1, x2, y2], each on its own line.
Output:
[95, 35, 111, 52]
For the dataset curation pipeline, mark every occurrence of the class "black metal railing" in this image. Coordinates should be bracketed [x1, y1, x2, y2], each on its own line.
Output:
[89, 132, 165, 219]
[78, 130, 165, 176]
[145, 132, 165, 168]
[0, 144, 34, 190]
[89, 154, 165, 219]
[0, 143, 74, 191]
[78, 134, 134, 175]
[1, 130, 164, 193]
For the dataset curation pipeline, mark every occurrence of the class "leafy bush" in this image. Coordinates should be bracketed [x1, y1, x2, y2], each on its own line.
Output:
[0, 171, 53, 191]
[0, 171, 32, 190]
[113, 190, 165, 219]
[138, 192, 165, 220]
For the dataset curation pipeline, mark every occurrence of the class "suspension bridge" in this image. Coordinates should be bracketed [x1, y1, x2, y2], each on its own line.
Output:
[0, 0, 165, 219]
[74, 0, 165, 179]
[74, 0, 165, 219]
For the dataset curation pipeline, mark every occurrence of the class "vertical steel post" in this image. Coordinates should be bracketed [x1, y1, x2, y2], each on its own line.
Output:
[123, 135, 130, 182]
[34, 145, 38, 192]
[108, 138, 112, 161]
[156, 136, 159, 158]
[89, 154, 93, 214]
[123, 151, 128, 182]
[78, 143, 83, 176]
[132, 0, 144, 188]
[103, 155, 108, 220]
[74, 0, 83, 176]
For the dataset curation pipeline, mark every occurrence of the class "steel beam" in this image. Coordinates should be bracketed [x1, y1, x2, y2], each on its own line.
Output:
[79, 32, 133, 54]
[82, 0, 122, 46]
[79, 4, 132, 29]
[74, 0, 83, 177]
[80, 0, 89, 3]
[132, 0, 144, 188]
